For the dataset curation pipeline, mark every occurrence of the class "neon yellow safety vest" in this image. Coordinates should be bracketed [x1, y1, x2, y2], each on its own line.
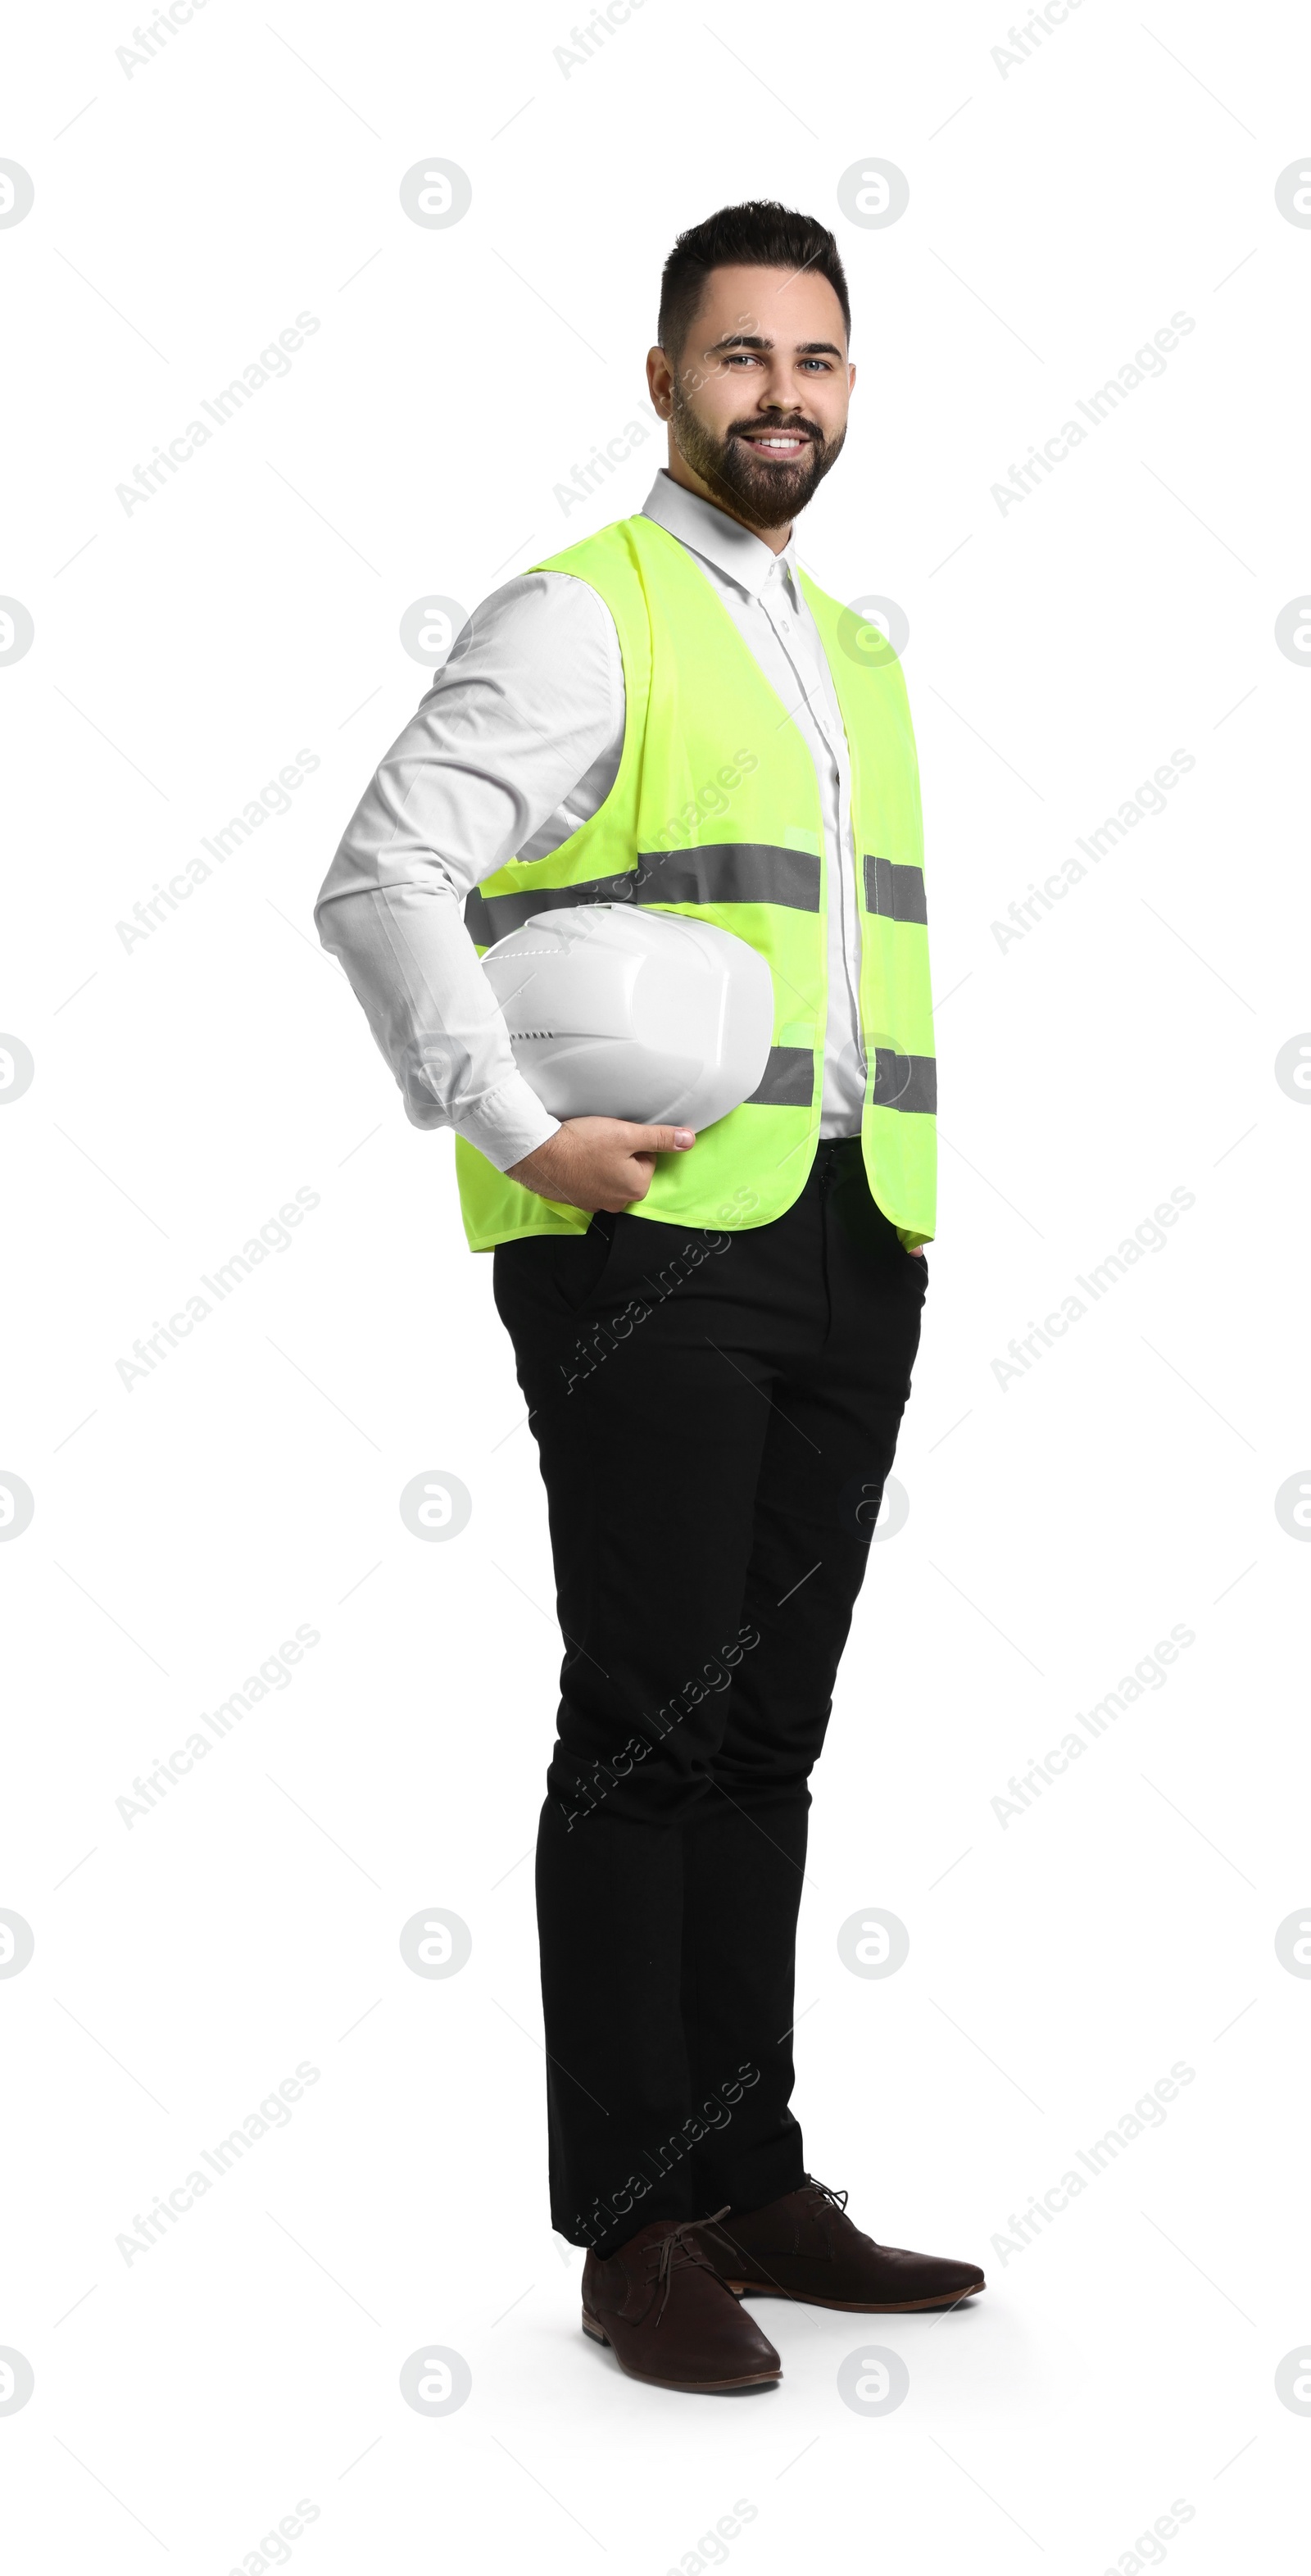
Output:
[455, 514, 936, 1251]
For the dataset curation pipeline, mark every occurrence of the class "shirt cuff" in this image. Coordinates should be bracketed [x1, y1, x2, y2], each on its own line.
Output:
[447, 1070, 562, 1174]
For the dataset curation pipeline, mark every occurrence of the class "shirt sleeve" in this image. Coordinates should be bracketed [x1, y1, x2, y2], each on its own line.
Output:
[315, 569, 624, 1172]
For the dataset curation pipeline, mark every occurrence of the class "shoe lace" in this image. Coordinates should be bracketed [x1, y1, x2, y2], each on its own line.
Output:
[798, 2184, 850, 2225]
[645, 2206, 731, 2327]
[798, 2174, 850, 2235]
[694, 2183, 851, 2293]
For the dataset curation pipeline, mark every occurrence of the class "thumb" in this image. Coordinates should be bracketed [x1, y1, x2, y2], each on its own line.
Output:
[626, 1125, 696, 1154]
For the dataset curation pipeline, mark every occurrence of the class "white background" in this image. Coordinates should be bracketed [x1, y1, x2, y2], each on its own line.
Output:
[2, 0, 1309, 2567]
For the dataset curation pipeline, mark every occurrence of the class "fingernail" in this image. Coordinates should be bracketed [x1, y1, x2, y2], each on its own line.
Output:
[674, 1130, 694, 1145]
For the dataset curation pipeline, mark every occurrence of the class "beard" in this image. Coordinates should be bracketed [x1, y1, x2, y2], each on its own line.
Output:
[669, 381, 845, 528]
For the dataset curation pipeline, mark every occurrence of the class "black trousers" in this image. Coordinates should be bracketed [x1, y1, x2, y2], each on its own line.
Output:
[492, 1138, 928, 2256]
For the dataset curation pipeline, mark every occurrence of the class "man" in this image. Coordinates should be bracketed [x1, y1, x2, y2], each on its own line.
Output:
[316, 200, 984, 2394]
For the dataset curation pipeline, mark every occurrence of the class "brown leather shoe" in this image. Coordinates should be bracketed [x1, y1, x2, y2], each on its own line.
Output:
[700, 2178, 985, 2312]
[581, 2214, 783, 2392]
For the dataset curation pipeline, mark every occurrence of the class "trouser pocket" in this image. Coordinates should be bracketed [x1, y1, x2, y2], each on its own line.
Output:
[494, 1214, 617, 1322]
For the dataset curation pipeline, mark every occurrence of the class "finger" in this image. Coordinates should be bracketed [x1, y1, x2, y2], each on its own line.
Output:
[621, 1125, 696, 1153]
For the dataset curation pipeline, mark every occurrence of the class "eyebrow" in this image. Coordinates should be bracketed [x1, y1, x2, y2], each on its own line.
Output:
[704, 333, 845, 360]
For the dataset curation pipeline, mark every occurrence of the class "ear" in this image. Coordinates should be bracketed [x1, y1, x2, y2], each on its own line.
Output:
[646, 345, 674, 416]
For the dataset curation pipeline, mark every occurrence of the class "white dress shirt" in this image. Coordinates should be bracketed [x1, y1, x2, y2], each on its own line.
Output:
[315, 470, 869, 1172]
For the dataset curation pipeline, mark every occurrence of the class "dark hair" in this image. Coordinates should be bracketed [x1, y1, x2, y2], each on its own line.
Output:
[657, 200, 851, 364]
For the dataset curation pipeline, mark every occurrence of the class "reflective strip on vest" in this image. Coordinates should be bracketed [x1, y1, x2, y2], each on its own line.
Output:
[873, 1049, 937, 1113]
[465, 876, 630, 946]
[864, 855, 928, 925]
[744, 1046, 814, 1108]
[640, 843, 820, 912]
[465, 841, 821, 948]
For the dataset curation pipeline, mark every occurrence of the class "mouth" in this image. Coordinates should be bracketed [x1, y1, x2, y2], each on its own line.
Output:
[735, 429, 814, 460]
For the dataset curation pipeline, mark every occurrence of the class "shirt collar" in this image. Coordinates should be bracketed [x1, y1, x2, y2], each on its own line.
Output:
[640, 468, 798, 599]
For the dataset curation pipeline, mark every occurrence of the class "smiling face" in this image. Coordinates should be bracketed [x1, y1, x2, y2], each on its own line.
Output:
[647, 261, 855, 541]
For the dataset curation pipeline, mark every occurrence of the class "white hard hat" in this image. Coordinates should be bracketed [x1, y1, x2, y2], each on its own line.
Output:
[479, 903, 775, 1130]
